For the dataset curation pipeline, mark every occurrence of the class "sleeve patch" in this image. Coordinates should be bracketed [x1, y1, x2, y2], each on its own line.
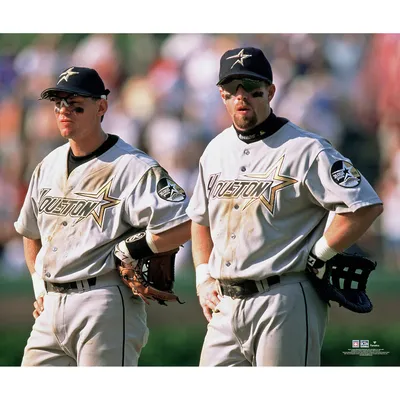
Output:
[330, 160, 361, 188]
[157, 178, 187, 202]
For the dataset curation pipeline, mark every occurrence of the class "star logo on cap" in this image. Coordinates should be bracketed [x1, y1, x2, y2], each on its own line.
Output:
[57, 67, 79, 85]
[226, 49, 252, 69]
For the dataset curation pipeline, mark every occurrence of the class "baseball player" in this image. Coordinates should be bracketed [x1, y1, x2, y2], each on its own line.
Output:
[186, 47, 383, 366]
[14, 66, 191, 366]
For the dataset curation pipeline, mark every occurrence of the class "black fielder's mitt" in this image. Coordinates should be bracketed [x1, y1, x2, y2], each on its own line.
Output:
[306, 252, 377, 313]
[114, 240, 184, 306]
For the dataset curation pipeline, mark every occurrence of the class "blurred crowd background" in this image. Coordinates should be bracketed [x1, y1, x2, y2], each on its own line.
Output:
[0, 33, 399, 278]
[1, 33, 400, 367]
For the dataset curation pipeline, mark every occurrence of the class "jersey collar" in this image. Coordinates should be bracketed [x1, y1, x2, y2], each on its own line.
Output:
[233, 109, 289, 144]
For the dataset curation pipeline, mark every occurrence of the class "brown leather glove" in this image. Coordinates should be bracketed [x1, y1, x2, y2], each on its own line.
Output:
[117, 249, 184, 306]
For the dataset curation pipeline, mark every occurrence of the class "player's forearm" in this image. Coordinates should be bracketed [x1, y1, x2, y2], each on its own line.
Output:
[149, 220, 191, 253]
[191, 221, 213, 267]
[23, 237, 42, 274]
[323, 204, 383, 252]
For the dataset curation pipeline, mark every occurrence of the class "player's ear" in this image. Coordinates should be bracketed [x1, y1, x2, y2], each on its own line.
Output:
[97, 98, 108, 119]
[219, 87, 228, 104]
[267, 84, 276, 102]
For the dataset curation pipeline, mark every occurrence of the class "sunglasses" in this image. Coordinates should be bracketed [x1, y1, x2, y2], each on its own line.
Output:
[220, 78, 266, 95]
[50, 94, 104, 114]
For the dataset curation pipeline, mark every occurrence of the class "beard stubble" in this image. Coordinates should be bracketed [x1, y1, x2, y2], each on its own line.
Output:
[233, 112, 258, 130]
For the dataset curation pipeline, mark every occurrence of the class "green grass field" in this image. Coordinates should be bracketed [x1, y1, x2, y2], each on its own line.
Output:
[1, 264, 399, 366]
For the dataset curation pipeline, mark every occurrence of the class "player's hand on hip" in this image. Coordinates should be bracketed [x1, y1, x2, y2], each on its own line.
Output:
[196, 278, 220, 322]
[33, 295, 44, 319]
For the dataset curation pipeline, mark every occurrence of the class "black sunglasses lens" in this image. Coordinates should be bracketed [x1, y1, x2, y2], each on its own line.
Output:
[223, 79, 263, 94]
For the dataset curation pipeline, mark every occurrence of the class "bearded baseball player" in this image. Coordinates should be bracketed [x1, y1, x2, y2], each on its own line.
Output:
[14, 66, 191, 366]
[186, 47, 383, 366]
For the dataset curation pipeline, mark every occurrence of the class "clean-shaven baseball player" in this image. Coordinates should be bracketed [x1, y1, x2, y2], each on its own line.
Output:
[186, 47, 383, 366]
[14, 66, 191, 366]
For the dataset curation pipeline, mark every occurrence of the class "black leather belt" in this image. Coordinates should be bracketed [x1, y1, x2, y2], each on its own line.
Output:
[46, 277, 97, 293]
[219, 275, 280, 299]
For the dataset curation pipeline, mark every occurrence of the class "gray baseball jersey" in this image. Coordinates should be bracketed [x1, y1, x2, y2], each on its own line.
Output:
[187, 122, 382, 281]
[15, 137, 190, 283]
[16, 136, 190, 366]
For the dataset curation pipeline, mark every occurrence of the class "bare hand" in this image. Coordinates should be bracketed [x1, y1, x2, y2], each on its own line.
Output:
[196, 278, 220, 322]
[33, 295, 44, 319]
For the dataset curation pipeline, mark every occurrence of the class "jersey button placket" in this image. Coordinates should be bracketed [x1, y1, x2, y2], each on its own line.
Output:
[240, 148, 249, 174]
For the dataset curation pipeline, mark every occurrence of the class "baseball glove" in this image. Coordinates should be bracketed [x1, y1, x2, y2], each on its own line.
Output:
[115, 245, 184, 306]
[306, 252, 376, 313]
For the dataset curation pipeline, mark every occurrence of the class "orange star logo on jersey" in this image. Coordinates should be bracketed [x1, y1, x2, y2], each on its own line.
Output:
[243, 155, 297, 213]
[75, 178, 121, 228]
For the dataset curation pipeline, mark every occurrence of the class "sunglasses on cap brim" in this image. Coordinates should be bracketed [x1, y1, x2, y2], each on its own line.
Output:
[49, 95, 107, 103]
[43, 91, 107, 101]
[220, 78, 267, 94]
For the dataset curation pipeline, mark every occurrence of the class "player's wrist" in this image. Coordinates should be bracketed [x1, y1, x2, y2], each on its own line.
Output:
[31, 272, 46, 299]
[307, 236, 338, 278]
[311, 236, 338, 262]
[145, 230, 159, 253]
[122, 231, 155, 262]
[195, 263, 211, 288]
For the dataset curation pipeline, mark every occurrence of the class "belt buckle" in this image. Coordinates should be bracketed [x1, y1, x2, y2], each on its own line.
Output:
[221, 282, 246, 299]
[218, 281, 234, 298]
[231, 285, 243, 299]
[52, 284, 66, 293]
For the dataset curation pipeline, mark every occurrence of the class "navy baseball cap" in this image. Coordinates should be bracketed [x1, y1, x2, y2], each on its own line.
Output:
[217, 47, 273, 86]
[40, 66, 110, 100]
